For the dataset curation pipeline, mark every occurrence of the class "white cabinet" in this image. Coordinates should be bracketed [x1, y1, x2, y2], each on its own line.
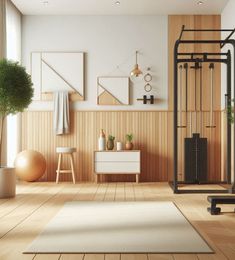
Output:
[94, 150, 141, 183]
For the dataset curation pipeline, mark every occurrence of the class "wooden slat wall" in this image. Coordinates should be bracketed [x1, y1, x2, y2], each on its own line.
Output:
[168, 15, 221, 111]
[21, 111, 222, 182]
[168, 15, 195, 111]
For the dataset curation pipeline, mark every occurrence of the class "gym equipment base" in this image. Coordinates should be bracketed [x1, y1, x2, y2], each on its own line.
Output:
[207, 196, 235, 215]
[169, 181, 231, 194]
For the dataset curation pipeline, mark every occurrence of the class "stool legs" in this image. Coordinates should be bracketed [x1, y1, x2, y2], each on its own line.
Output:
[56, 153, 62, 184]
[136, 174, 139, 183]
[56, 153, 76, 184]
[69, 153, 76, 184]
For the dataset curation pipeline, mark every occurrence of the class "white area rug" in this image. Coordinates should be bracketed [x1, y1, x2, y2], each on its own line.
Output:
[24, 201, 213, 253]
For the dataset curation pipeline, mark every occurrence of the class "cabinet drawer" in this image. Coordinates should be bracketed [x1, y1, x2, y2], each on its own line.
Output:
[95, 151, 140, 162]
[95, 162, 140, 173]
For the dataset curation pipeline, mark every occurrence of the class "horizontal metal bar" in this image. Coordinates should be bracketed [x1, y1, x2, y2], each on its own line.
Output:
[176, 189, 229, 194]
[183, 29, 233, 32]
[177, 59, 228, 63]
[177, 52, 228, 56]
[137, 98, 152, 101]
[179, 40, 225, 44]
[168, 182, 230, 194]
[177, 181, 229, 185]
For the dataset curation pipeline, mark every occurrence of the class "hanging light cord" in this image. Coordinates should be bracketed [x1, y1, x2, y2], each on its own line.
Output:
[106, 51, 140, 76]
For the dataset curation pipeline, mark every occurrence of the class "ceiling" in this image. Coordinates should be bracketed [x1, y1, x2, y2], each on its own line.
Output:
[11, 0, 229, 15]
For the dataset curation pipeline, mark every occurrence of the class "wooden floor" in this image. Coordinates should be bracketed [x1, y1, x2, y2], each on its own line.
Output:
[0, 182, 235, 260]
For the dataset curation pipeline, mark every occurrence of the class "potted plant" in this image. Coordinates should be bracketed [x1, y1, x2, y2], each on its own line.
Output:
[125, 133, 133, 150]
[0, 59, 34, 198]
[107, 135, 115, 150]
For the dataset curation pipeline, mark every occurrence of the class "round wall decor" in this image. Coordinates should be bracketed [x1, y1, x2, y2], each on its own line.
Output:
[144, 83, 152, 92]
[144, 73, 152, 82]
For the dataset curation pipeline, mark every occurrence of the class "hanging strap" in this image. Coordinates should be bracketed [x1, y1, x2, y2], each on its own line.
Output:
[178, 65, 187, 128]
[206, 63, 216, 128]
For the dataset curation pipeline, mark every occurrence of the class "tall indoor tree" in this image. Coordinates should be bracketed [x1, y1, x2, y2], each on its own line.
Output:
[0, 59, 34, 165]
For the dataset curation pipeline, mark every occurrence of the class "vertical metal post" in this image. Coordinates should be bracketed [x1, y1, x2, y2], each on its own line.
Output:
[184, 63, 188, 127]
[209, 63, 215, 127]
[230, 40, 235, 193]
[179, 65, 183, 126]
[174, 40, 179, 193]
[227, 51, 231, 184]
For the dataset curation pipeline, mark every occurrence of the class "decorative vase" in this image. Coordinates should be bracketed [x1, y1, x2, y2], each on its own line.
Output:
[125, 142, 133, 150]
[107, 140, 114, 150]
[98, 129, 106, 151]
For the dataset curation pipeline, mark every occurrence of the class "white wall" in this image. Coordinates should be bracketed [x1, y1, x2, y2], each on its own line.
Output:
[6, 0, 21, 61]
[221, 0, 235, 109]
[6, 0, 21, 166]
[22, 15, 168, 111]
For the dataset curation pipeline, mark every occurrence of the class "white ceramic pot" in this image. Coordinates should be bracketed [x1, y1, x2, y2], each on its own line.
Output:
[98, 137, 106, 151]
[0, 167, 16, 198]
[116, 142, 123, 151]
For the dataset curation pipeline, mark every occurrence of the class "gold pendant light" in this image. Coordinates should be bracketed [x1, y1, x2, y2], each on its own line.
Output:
[130, 51, 143, 77]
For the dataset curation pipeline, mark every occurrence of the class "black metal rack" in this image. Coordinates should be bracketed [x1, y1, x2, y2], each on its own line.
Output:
[170, 25, 235, 194]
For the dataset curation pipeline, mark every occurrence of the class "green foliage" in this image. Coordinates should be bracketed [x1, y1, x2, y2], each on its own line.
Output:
[126, 133, 133, 142]
[108, 135, 115, 141]
[0, 59, 34, 117]
[227, 99, 234, 124]
[0, 59, 34, 165]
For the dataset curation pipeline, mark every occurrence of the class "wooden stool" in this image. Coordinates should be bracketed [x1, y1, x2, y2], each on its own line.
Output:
[56, 147, 76, 184]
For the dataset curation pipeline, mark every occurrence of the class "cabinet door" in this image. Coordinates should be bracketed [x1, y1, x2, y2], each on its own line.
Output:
[95, 162, 140, 173]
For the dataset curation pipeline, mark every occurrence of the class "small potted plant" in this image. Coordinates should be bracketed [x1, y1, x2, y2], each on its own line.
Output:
[107, 135, 115, 150]
[125, 133, 133, 150]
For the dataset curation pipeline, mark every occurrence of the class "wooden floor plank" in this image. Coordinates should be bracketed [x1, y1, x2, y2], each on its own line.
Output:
[124, 183, 135, 201]
[121, 254, 148, 260]
[33, 254, 60, 260]
[213, 244, 235, 259]
[94, 183, 108, 201]
[197, 253, 227, 260]
[0, 183, 55, 219]
[133, 183, 145, 201]
[105, 254, 120, 260]
[84, 254, 105, 260]
[115, 183, 125, 201]
[148, 254, 174, 260]
[173, 255, 199, 260]
[60, 254, 84, 260]
[104, 183, 116, 201]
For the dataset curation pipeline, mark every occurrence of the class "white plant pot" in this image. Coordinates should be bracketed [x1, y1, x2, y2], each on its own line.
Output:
[0, 167, 16, 198]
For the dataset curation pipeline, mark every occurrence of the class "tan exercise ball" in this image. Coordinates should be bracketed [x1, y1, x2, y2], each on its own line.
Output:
[14, 150, 46, 182]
